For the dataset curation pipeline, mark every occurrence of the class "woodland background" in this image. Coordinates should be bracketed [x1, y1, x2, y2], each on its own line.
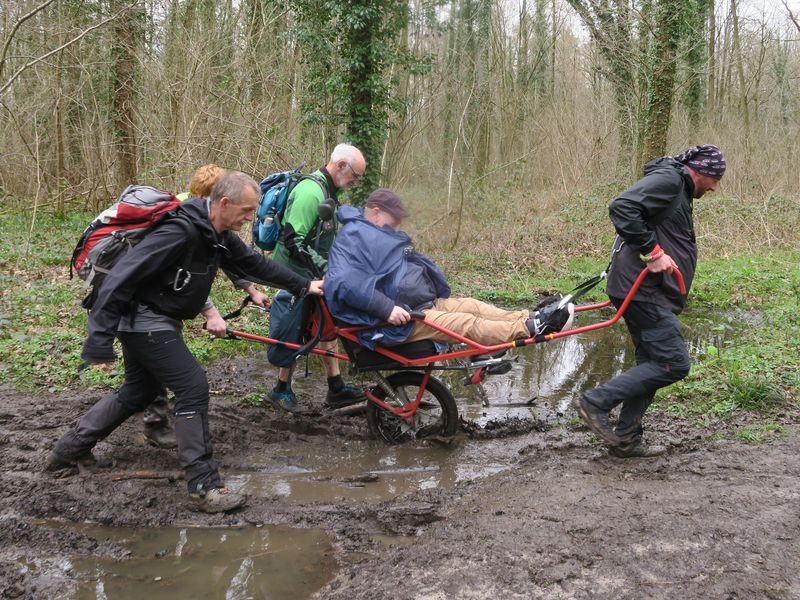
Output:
[1, 0, 800, 224]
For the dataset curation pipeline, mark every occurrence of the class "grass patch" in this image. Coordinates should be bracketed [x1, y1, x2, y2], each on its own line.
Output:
[661, 317, 798, 421]
[734, 422, 785, 444]
[649, 249, 800, 424]
[0, 211, 274, 390]
[238, 388, 269, 407]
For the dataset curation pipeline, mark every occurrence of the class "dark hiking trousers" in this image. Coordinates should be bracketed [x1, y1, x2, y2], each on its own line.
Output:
[583, 298, 691, 444]
[115, 330, 222, 492]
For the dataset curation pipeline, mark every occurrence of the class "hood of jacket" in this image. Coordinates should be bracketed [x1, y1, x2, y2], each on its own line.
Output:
[175, 197, 223, 244]
[643, 156, 695, 196]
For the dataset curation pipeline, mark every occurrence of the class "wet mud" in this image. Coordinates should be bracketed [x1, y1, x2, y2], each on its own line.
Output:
[1, 350, 799, 599]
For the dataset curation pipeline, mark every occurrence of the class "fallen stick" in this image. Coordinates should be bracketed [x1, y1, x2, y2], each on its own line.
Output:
[106, 470, 183, 481]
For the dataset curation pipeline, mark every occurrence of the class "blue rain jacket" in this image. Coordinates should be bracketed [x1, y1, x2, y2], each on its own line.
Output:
[326, 206, 450, 349]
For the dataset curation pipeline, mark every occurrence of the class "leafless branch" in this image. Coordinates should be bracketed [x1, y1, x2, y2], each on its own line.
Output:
[0, 0, 58, 80]
[0, 3, 136, 97]
[782, 0, 800, 34]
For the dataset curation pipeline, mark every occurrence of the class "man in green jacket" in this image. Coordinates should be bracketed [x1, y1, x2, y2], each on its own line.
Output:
[269, 143, 367, 412]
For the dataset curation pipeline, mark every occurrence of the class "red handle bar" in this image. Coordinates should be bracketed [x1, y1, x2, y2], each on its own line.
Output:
[542, 266, 685, 341]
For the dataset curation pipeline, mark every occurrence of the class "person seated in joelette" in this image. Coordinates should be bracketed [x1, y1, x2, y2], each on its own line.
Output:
[325, 188, 563, 350]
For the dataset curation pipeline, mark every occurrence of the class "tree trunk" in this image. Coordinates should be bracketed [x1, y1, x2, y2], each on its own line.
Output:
[54, 1, 66, 214]
[634, 0, 653, 170]
[550, 0, 556, 95]
[641, 0, 681, 163]
[110, 0, 142, 186]
[730, 0, 749, 146]
[683, 0, 707, 130]
[706, 0, 716, 116]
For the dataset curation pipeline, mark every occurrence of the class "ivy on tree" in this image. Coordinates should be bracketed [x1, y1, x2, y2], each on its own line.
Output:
[292, 0, 428, 204]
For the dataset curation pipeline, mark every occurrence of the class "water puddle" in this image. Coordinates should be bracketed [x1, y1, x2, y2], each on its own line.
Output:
[234, 439, 524, 504]
[234, 309, 741, 508]
[443, 308, 742, 424]
[38, 521, 336, 600]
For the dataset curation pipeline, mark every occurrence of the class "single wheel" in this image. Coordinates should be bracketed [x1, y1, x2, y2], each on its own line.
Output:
[365, 371, 458, 443]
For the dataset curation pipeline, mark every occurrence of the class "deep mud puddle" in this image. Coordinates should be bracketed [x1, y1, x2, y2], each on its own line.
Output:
[231, 437, 534, 504]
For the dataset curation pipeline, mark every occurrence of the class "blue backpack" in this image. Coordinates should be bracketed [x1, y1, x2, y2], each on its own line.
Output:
[252, 167, 327, 251]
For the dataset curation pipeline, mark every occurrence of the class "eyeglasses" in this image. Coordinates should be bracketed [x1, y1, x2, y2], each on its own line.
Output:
[346, 162, 364, 182]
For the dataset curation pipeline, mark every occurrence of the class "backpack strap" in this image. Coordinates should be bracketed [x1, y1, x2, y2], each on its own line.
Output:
[280, 173, 335, 279]
[169, 215, 202, 292]
[284, 173, 334, 248]
[126, 214, 201, 325]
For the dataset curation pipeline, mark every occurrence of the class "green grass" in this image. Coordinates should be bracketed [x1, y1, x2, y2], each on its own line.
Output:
[0, 210, 274, 390]
[653, 260, 798, 435]
[734, 422, 785, 444]
[238, 387, 269, 407]
[657, 252, 799, 427]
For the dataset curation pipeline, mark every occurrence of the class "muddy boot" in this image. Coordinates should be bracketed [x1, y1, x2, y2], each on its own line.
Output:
[47, 449, 115, 472]
[47, 393, 134, 471]
[190, 486, 247, 513]
[143, 395, 177, 449]
[571, 395, 621, 446]
[325, 382, 366, 409]
[175, 409, 244, 512]
[267, 385, 299, 413]
[143, 422, 178, 449]
[608, 440, 667, 459]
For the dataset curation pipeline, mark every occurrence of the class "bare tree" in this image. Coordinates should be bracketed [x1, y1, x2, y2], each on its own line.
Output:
[110, 0, 144, 185]
[782, 0, 800, 34]
[640, 0, 682, 162]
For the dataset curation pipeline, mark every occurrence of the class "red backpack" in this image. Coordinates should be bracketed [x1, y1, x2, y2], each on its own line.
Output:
[70, 185, 197, 309]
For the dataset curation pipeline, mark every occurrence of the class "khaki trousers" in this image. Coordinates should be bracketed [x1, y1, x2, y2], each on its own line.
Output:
[407, 297, 530, 345]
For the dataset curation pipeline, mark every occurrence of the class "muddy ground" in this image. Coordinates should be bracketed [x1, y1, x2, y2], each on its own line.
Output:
[1, 352, 798, 599]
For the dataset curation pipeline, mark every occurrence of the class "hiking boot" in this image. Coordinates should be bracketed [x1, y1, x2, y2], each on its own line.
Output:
[325, 383, 366, 408]
[47, 392, 134, 472]
[608, 441, 668, 459]
[571, 395, 621, 446]
[190, 486, 247, 513]
[46, 448, 114, 472]
[268, 386, 299, 413]
[143, 422, 178, 449]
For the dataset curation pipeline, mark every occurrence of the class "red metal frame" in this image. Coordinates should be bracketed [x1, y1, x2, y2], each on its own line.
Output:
[362, 368, 435, 424]
[225, 267, 685, 422]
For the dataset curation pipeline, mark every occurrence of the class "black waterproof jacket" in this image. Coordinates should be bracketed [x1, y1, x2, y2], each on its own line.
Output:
[82, 197, 309, 362]
[605, 157, 697, 314]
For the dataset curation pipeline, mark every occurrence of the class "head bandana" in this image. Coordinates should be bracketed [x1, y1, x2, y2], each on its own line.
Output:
[675, 144, 726, 180]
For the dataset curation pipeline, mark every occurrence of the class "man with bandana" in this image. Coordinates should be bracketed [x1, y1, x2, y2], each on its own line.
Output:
[573, 144, 726, 458]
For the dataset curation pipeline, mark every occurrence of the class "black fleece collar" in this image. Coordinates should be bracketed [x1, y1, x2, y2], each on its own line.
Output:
[320, 166, 337, 194]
